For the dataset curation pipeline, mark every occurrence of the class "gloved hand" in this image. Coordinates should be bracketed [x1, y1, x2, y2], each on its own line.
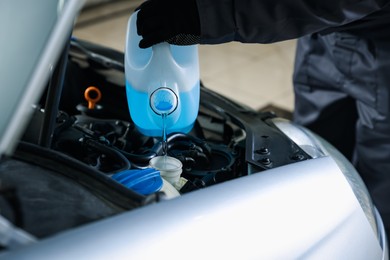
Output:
[136, 0, 201, 48]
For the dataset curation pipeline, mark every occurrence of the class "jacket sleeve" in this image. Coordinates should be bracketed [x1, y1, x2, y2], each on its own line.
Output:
[196, 0, 390, 44]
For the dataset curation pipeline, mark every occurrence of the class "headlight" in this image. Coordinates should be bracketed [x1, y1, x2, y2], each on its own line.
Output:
[271, 118, 378, 237]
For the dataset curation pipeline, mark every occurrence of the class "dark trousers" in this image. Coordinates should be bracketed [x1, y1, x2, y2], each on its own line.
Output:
[293, 32, 390, 232]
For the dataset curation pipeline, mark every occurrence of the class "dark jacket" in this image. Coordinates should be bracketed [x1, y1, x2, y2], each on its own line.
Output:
[197, 0, 390, 44]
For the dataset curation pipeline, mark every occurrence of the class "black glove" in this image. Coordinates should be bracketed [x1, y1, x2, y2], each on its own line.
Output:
[136, 0, 201, 48]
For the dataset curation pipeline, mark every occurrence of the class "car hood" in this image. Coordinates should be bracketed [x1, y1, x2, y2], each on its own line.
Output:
[0, 0, 85, 157]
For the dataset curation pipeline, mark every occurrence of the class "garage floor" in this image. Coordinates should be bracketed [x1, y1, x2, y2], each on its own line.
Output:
[73, 0, 296, 115]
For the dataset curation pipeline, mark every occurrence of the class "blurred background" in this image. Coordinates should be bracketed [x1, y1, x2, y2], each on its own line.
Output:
[73, 0, 297, 116]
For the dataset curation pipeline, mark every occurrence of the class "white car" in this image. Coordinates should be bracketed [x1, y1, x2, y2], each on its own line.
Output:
[0, 0, 387, 259]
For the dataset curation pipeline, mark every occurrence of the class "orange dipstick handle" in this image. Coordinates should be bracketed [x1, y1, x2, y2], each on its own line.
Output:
[84, 86, 102, 109]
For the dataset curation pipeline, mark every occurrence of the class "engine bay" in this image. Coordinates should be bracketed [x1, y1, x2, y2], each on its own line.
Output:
[51, 39, 310, 192]
[0, 38, 310, 239]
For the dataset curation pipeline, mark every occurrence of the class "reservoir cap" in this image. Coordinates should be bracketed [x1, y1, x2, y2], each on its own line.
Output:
[112, 168, 163, 195]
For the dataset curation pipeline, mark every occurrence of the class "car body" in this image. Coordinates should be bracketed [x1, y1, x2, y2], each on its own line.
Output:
[0, 0, 387, 259]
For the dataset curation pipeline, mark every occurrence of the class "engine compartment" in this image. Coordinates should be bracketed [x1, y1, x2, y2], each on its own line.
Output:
[0, 38, 310, 240]
[53, 111, 244, 193]
[51, 39, 310, 192]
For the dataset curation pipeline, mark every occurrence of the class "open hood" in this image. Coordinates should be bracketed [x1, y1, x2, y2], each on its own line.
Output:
[0, 0, 85, 156]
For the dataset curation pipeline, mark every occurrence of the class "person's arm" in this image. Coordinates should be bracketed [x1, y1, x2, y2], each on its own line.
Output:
[199, 0, 390, 44]
[136, 0, 390, 48]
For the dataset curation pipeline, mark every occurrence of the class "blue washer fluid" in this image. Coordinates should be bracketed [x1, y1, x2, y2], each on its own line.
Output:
[124, 11, 200, 137]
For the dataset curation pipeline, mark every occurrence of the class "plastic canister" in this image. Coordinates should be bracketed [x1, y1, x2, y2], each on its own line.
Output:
[125, 11, 200, 137]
